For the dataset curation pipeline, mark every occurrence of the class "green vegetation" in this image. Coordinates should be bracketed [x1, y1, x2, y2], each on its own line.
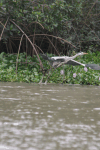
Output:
[0, 0, 100, 54]
[0, 1, 100, 85]
[0, 52, 100, 85]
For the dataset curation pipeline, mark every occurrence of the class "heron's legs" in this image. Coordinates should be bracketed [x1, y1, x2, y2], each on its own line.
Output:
[39, 74, 48, 84]
[39, 74, 44, 84]
[39, 61, 68, 84]
[43, 68, 51, 84]
[44, 66, 56, 84]
[39, 67, 51, 84]
[39, 66, 53, 84]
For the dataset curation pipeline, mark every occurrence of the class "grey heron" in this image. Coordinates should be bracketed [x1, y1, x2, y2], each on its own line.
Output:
[39, 52, 100, 84]
[40, 52, 100, 70]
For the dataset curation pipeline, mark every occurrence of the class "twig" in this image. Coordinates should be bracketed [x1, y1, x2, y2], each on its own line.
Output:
[46, 36, 60, 55]
[90, 13, 100, 16]
[0, 18, 9, 41]
[84, 1, 97, 24]
[16, 34, 24, 74]
[84, 22, 100, 42]
[29, 34, 76, 48]
[72, 26, 81, 51]
[34, 44, 44, 53]
[28, 21, 44, 29]
[10, 20, 43, 69]
[81, 1, 97, 31]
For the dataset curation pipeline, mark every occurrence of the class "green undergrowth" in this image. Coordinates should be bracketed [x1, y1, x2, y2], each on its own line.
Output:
[0, 52, 100, 85]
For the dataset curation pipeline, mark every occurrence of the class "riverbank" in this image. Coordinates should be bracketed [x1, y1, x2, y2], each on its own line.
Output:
[0, 52, 100, 85]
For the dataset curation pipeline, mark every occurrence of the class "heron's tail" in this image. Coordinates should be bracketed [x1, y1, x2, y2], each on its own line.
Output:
[85, 64, 100, 70]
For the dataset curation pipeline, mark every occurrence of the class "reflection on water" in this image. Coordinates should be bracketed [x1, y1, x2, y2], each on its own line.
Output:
[0, 82, 100, 150]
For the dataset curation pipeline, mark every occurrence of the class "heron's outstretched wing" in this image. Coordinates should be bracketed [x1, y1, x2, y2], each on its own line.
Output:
[40, 53, 50, 61]
[66, 60, 100, 70]
[40, 53, 65, 62]
[51, 56, 69, 60]
[85, 64, 100, 70]
[65, 59, 85, 66]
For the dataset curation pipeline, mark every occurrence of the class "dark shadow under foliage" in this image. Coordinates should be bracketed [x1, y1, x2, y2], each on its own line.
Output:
[0, 0, 100, 56]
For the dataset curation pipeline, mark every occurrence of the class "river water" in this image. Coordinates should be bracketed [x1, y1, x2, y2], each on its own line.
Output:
[0, 82, 100, 150]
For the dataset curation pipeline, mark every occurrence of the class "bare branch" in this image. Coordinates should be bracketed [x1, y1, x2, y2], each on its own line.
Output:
[0, 18, 9, 41]
[16, 34, 24, 74]
[30, 34, 76, 48]
[10, 20, 43, 69]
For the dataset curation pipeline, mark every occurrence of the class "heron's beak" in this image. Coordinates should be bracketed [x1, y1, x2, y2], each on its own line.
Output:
[83, 53, 88, 55]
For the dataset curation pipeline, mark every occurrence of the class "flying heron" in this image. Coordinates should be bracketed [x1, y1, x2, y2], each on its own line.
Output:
[39, 52, 100, 84]
[40, 52, 100, 69]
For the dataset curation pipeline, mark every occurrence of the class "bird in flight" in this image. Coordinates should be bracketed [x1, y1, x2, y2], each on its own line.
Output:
[39, 52, 100, 84]
[40, 52, 100, 70]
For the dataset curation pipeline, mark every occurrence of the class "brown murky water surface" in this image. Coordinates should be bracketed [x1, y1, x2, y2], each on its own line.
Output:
[0, 82, 100, 150]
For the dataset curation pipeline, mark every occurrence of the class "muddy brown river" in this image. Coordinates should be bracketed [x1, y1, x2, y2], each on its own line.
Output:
[0, 82, 100, 150]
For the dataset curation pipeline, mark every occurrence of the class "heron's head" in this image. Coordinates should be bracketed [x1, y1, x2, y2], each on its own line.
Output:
[77, 52, 88, 56]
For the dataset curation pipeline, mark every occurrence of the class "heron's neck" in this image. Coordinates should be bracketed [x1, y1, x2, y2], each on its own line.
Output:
[71, 53, 81, 59]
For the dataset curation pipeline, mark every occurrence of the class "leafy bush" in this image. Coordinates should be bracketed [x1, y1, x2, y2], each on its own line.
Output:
[0, 0, 100, 54]
[0, 52, 100, 85]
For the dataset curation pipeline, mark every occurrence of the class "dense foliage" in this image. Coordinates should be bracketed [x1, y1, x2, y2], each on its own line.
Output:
[0, 0, 100, 54]
[0, 52, 100, 85]
[0, 0, 100, 85]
